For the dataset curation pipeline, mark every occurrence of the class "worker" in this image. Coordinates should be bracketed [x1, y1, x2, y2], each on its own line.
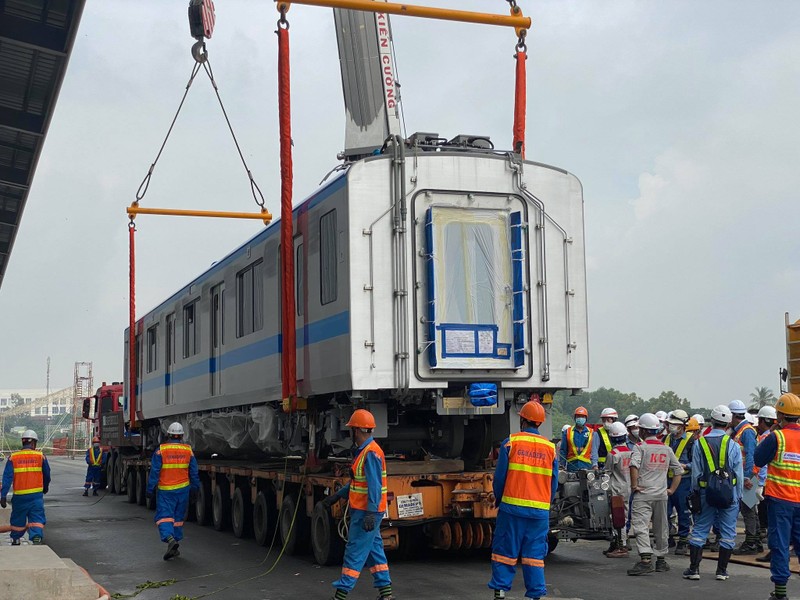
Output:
[655, 411, 668, 442]
[627, 412, 683, 576]
[595, 408, 618, 468]
[323, 409, 394, 600]
[686, 417, 701, 440]
[83, 437, 106, 497]
[683, 404, 743, 581]
[559, 407, 596, 471]
[146, 422, 200, 560]
[624, 414, 641, 449]
[755, 405, 778, 563]
[0, 430, 51, 545]
[664, 410, 694, 555]
[729, 399, 762, 555]
[754, 393, 800, 600]
[603, 421, 632, 558]
[487, 400, 557, 600]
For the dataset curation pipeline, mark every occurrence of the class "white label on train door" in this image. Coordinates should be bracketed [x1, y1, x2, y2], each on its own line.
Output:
[396, 493, 424, 518]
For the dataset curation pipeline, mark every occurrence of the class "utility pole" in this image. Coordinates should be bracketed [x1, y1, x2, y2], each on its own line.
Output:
[46, 356, 51, 398]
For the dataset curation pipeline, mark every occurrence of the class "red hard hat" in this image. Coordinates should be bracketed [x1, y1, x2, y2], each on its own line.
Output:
[519, 401, 545, 424]
[346, 409, 376, 429]
[574, 406, 588, 418]
[92, 437, 100, 443]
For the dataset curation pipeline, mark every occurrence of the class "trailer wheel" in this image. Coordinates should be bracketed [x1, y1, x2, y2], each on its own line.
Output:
[253, 490, 275, 546]
[231, 488, 252, 538]
[212, 484, 231, 531]
[279, 493, 310, 555]
[547, 532, 559, 555]
[195, 478, 212, 526]
[106, 454, 116, 494]
[114, 456, 125, 495]
[126, 468, 137, 503]
[136, 468, 147, 506]
[311, 501, 345, 565]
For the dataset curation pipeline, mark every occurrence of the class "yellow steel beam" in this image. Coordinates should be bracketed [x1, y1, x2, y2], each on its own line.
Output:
[278, 0, 531, 30]
[128, 205, 273, 224]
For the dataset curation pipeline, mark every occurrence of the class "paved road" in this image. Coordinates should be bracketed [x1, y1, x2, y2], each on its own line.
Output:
[41, 457, 775, 600]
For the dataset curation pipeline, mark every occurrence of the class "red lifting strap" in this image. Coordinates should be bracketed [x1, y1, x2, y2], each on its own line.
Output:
[278, 25, 297, 406]
[128, 224, 137, 429]
[513, 48, 527, 158]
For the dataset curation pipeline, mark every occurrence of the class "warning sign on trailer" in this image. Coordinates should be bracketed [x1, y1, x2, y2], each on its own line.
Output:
[396, 493, 424, 518]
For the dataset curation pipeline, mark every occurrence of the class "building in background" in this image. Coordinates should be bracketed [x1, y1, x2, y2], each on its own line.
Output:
[0, 389, 70, 417]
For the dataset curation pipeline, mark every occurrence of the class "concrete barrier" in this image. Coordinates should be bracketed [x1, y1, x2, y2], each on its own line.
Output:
[0, 546, 99, 599]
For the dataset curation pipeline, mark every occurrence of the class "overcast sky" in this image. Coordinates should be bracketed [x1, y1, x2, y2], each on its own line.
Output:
[1, 1, 798, 408]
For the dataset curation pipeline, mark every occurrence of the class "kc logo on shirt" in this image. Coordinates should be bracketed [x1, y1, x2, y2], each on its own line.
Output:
[649, 453, 667, 464]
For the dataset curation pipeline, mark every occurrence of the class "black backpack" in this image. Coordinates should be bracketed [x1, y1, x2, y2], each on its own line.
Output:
[698, 435, 736, 509]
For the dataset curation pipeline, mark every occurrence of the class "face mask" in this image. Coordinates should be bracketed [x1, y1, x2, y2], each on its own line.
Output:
[575, 417, 587, 427]
[603, 421, 614, 431]
[668, 425, 680, 435]
[630, 428, 640, 438]
[93, 443, 100, 448]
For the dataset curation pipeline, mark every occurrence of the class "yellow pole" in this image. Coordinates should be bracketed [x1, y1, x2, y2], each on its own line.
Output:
[127, 205, 273, 224]
[279, 0, 531, 30]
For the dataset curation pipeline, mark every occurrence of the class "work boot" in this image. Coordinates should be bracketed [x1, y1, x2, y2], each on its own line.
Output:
[10, 539, 20, 546]
[675, 541, 690, 556]
[31, 536, 42, 545]
[376, 585, 395, 600]
[655, 557, 670, 572]
[683, 545, 703, 580]
[669, 536, 677, 548]
[163, 537, 180, 560]
[627, 559, 655, 576]
[82, 490, 88, 497]
[716, 547, 732, 580]
[757, 550, 772, 563]
[607, 547, 629, 558]
[92, 489, 99, 497]
[492, 591, 505, 600]
[602, 540, 617, 556]
[734, 541, 761, 555]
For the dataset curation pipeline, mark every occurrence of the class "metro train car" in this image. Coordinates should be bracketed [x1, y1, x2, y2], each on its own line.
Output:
[123, 136, 588, 464]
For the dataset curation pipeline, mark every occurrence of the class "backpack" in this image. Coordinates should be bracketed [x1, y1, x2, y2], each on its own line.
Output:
[698, 435, 735, 509]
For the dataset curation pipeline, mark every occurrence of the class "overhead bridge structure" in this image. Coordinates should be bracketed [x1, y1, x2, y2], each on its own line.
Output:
[0, 0, 87, 289]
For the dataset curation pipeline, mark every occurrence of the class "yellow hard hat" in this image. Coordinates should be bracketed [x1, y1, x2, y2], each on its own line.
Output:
[685, 417, 700, 432]
[776, 393, 800, 417]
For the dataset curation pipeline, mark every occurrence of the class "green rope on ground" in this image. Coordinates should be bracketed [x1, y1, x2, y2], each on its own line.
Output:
[110, 579, 178, 599]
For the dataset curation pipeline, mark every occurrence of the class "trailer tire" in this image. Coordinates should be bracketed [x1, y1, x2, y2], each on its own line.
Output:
[212, 484, 230, 531]
[547, 532, 559, 555]
[126, 468, 137, 503]
[106, 454, 116, 494]
[253, 490, 275, 546]
[279, 493, 309, 555]
[114, 456, 125, 495]
[195, 478, 212, 526]
[231, 488, 252, 538]
[136, 468, 147, 506]
[311, 501, 344, 566]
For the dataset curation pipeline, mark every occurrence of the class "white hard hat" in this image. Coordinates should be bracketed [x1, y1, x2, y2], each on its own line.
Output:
[624, 414, 639, 427]
[728, 399, 747, 414]
[609, 422, 628, 438]
[21, 429, 38, 441]
[691, 413, 705, 425]
[757, 405, 778, 420]
[638, 413, 660, 430]
[655, 411, 668, 422]
[600, 408, 618, 419]
[561, 424, 571, 433]
[711, 404, 733, 424]
[667, 409, 689, 425]
[167, 422, 184, 436]
[745, 413, 758, 426]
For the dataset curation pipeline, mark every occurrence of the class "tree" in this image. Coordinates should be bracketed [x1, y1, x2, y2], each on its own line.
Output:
[10, 393, 24, 407]
[749, 387, 776, 409]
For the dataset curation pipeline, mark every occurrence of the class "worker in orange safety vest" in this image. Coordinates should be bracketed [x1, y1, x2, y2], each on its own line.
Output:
[1, 430, 51, 545]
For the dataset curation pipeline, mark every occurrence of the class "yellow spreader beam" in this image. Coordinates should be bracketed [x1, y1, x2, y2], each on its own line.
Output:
[128, 205, 273, 224]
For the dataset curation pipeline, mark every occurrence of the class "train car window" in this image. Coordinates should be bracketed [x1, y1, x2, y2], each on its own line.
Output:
[237, 259, 264, 337]
[296, 242, 304, 316]
[183, 301, 198, 358]
[146, 324, 158, 373]
[320, 209, 337, 305]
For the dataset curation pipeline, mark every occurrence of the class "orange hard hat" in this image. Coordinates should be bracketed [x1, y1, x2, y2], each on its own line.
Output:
[574, 406, 588, 418]
[685, 417, 700, 432]
[92, 437, 101, 443]
[519, 401, 545, 424]
[346, 409, 376, 429]
[776, 393, 800, 417]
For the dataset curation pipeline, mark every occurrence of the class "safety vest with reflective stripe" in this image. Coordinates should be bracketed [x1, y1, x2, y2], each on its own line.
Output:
[88, 447, 103, 467]
[156, 443, 193, 491]
[566, 426, 593, 465]
[733, 422, 759, 476]
[11, 450, 44, 495]
[349, 440, 388, 512]
[597, 428, 612, 465]
[500, 432, 556, 511]
[765, 429, 800, 504]
[664, 433, 692, 478]
[697, 435, 736, 488]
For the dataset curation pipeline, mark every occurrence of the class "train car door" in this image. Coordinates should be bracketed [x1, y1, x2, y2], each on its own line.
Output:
[165, 313, 175, 405]
[210, 284, 224, 396]
[295, 236, 305, 381]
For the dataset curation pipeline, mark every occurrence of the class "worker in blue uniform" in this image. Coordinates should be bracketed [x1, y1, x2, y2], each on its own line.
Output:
[323, 409, 394, 600]
[488, 400, 558, 600]
[1, 430, 51, 545]
[146, 422, 200, 560]
[664, 410, 694, 555]
[729, 399, 761, 554]
[559, 406, 597, 471]
[83, 437, 107, 497]
[683, 405, 743, 581]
